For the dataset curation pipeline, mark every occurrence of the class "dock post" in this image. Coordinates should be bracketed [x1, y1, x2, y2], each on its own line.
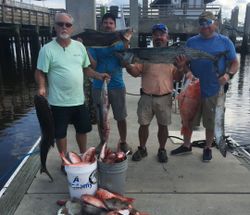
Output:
[142, 0, 148, 18]
[0, 34, 13, 73]
[14, 25, 23, 71]
[66, 0, 96, 33]
[230, 6, 239, 44]
[22, 35, 30, 69]
[242, 3, 250, 54]
[130, 0, 139, 47]
[30, 26, 40, 71]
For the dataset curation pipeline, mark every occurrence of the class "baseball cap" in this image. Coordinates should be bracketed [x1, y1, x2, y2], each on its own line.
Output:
[198, 11, 216, 27]
[152, 23, 168, 33]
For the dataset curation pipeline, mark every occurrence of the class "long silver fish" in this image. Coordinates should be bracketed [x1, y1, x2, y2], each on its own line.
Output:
[34, 95, 55, 181]
[116, 46, 227, 64]
[96, 81, 110, 145]
[73, 28, 133, 47]
[214, 86, 227, 157]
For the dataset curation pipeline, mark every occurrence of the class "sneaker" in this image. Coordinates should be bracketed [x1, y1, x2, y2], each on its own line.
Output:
[132, 146, 147, 161]
[119, 142, 133, 155]
[203, 148, 212, 162]
[170, 144, 192, 155]
[157, 148, 168, 163]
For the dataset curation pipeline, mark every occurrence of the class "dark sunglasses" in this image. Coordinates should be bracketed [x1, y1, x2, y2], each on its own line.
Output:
[56, 22, 73, 28]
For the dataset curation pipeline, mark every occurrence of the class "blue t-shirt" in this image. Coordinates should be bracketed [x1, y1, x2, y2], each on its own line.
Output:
[186, 33, 236, 98]
[88, 41, 125, 89]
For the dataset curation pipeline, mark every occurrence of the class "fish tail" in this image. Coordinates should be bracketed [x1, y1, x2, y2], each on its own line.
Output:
[40, 166, 53, 182]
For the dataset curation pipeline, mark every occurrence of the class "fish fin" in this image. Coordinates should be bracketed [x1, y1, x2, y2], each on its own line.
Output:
[40, 167, 53, 182]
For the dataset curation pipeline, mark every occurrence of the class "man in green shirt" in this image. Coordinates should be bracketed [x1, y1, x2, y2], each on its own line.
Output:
[35, 12, 109, 171]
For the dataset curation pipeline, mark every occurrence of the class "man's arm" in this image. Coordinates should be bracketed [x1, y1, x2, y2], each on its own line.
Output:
[219, 58, 239, 85]
[83, 67, 110, 81]
[34, 69, 47, 96]
[87, 51, 97, 69]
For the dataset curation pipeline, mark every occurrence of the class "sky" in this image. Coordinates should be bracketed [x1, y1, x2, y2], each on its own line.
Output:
[21, 0, 250, 22]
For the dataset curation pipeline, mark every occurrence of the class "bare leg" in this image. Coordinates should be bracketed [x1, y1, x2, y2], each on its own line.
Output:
[158, 124, 168, 149]
[205, 129, 214, 148]
[183, 133, 192, 148]
[138, 124, 149, 148]
[117, 119, 127, 143]
[76, 133, 87, 153]
[56, 137, 67, 154]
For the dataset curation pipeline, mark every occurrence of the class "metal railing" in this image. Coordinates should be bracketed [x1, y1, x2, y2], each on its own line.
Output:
[96, 4, 221, 20]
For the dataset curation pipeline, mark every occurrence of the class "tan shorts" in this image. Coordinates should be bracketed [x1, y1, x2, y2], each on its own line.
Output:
[192, 93, 220, 130]
[137, 94, 172, 126]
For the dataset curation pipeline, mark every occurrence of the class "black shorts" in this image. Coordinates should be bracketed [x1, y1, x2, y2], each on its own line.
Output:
[50, 104, 92, 139]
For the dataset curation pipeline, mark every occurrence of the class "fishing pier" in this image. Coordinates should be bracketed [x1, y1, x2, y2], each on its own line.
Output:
[0, 0, 59, 72]
[1, 73, 250, 215]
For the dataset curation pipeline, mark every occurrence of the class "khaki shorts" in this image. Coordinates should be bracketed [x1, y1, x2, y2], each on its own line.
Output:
[137, 94, 172, 126]
[191, 93, 220, 130]
[92, 88, 127, 121]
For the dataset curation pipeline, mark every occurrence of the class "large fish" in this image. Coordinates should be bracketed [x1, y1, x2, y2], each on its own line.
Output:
[214, 86, 227, 157]
[73, 28, 133, 47]
[97, 81, 110, 146]
[34, 95, 55, 181]
[116, 46, 226, 64]
[178, 78, 201, 138]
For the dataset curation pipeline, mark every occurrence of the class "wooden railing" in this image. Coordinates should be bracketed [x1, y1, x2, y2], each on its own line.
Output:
[0, 1, 53, 26]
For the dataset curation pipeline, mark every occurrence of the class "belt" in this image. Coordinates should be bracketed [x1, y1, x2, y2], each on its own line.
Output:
[140, 89, 171, 97]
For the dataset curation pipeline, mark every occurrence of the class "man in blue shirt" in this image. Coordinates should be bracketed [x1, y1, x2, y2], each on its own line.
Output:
[88, 13, 132, 154]
[171, 11, 239, 161]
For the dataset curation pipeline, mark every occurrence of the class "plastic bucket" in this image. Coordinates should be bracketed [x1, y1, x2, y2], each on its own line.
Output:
[65, 160, 97, 199]
[98, 158, 128, 195]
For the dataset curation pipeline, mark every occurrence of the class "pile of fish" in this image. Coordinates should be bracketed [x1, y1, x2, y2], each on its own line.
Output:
[178, 77, 201, 139]
[57, 188, 150, 215]
[99, 143, 128, 164]
[60, 147, 96, 166]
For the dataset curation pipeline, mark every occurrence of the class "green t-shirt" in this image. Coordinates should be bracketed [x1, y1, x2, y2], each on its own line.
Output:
[37, 39, 90, 106]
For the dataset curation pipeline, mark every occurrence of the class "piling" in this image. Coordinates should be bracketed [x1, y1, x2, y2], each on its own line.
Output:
[129, 0, 139, 47]
[66, 0, 96, 32]
[242, 3, 250, 54]
[230, 6, 239, 44]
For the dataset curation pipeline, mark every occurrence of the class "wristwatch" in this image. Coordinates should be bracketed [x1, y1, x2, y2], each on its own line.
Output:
[226, 72, 234, 80]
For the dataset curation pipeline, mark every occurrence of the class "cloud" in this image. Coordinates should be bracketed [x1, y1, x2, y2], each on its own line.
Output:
[213, 0, 249, 22]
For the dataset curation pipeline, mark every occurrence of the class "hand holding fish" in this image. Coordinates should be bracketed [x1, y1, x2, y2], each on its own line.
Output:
[37, 86, 46, 97]
[175, 54, 189, 72]
[97, 72, 111, 82]
[84, 67, 110, 81]
[218, 73, 230, 86]
[114, 52, 130, 68]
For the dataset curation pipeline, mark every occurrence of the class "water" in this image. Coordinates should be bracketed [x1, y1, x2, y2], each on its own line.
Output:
[0, 67, 40, 190]
[0, 54, 249, 191]
[225, 54, 250, 146]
